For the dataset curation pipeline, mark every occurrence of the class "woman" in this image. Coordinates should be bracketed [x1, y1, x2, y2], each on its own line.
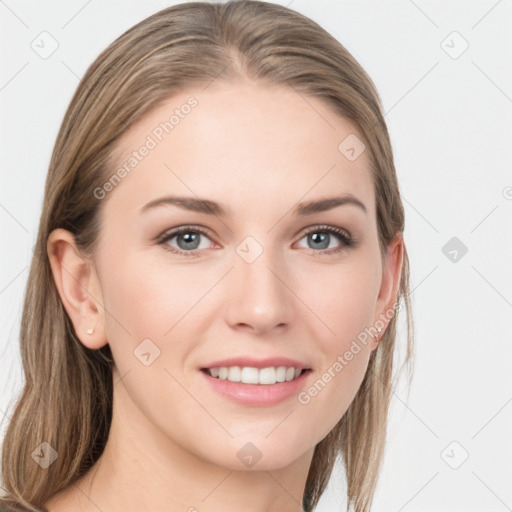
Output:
[0, 1, 414, 511]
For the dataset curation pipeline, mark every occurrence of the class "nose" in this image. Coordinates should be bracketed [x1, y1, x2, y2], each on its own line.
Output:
[224, 249, 294, 336]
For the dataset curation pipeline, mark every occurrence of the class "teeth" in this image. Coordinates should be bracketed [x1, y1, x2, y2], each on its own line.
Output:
[206, 366, 305, 385]
[259, 367, 276, 385]
[228, 366, 241, 382]
[276, 366, 286, 382]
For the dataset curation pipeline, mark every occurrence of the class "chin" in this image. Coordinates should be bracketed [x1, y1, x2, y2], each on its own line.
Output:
[221, 436, 312, 471]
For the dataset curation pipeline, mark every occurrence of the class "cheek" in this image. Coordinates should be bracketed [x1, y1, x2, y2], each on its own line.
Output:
[294, 258, 377, 436]
[301, 254, 378, 347]
[101, 252, 209, 342]
[98, 254, 209, 429]
[301, 348, 371, 447]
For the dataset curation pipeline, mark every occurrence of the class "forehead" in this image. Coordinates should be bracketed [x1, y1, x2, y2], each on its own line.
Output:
[105, 81, 375, 221]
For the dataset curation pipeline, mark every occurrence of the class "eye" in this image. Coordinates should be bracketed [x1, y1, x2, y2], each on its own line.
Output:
[296, 225, 355, 255]
[157, 224, 356, 258]
[157, 225, 214, 257]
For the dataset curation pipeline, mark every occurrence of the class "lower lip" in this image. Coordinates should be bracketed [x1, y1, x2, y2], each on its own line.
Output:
[199, 369, 312, 407]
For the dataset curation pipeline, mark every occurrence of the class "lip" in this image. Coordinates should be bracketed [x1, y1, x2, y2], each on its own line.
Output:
[199, 368, 312, 407]
[200, 357, 311, 371]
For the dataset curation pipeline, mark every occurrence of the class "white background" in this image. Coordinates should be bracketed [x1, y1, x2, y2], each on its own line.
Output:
[1, 1, 511, 510]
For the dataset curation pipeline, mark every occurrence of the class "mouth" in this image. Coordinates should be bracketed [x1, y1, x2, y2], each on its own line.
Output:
[200, 366, 312, 386]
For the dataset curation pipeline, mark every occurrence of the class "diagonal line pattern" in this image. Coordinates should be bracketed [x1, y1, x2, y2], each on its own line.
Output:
[71, 480, 105, 512]
[0, 266, 27, 295]
[407, 0, 439, 29]
[471, 396, 512, 439]
[402, 196, 439, 233]
[471, 265, 512, 308]
[384, 62, 440, 118]
[0, 62, 29, 92]
[371, 368, 439, 439]
[470, 204, 499, 233]
[61, 0, 92, 30]
[61, 60, 81, 81]
[0, 202, 29, 233]
[471, 0, 504, 30]
[397, 472, 439, 511]
[409, 265, 438, 296]
[472, 61, 512, 104]
[59, 60, 129, 148]
[201, 62, 233, 93]
[265, 410, 294, 438]
[265, 471, 302, 508]
[200, 470, 234, 501]
[471, 470, 512, 510]
[113, 368, 132, 389]
[0, 0, 29, 28]
[392, 389, 439, 439]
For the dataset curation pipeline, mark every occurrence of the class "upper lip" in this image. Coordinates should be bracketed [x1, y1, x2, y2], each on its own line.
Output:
[201, 357, 311, 371]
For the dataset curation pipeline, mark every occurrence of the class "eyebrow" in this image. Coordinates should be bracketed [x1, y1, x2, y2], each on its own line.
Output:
[140, 194, 367, 217]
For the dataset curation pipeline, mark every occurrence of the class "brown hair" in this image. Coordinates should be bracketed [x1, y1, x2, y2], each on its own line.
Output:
[0, 1, 414, 511]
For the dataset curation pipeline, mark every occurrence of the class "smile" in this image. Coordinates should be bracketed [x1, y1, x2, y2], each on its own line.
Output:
[200, 367, 313, 407]
[202, 366, 307, 385]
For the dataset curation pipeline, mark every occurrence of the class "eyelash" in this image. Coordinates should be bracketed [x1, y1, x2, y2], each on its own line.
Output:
[156, 224, 356, 258]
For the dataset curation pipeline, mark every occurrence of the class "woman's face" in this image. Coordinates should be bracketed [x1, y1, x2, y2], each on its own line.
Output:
[86, 81, 401, 471]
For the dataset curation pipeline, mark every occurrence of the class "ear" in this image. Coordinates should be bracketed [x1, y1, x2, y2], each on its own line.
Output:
[47, 228, 108, 349]
[371, 232, 404, 351]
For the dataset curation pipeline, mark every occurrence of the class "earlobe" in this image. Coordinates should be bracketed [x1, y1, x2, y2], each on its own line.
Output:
[47, 228, 108, 350]
[371, 232, 404, 350]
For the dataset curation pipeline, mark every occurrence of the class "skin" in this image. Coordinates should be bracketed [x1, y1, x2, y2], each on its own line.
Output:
[45, 80, 403, 512]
